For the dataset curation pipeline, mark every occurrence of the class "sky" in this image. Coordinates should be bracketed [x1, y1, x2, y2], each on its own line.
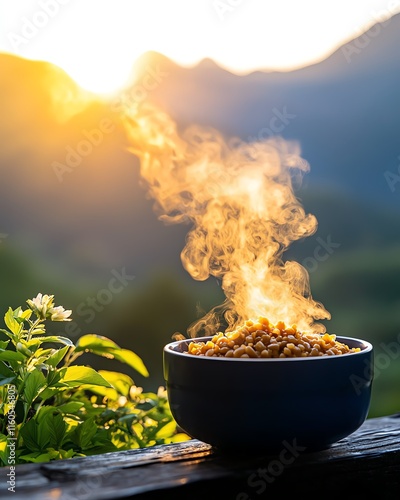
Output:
[1, 0, 400, 94]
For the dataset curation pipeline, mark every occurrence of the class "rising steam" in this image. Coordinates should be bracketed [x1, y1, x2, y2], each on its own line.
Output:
[122, 103, 330, 336]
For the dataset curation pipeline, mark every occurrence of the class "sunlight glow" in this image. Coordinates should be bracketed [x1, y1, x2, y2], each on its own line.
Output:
[0, 0, 399, 95]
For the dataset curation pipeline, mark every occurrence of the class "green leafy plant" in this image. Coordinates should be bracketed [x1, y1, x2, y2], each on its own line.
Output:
[0, 293, 189, 465]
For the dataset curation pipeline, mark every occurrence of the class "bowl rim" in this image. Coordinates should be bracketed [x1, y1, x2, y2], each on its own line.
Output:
[164, 335, 373, 362]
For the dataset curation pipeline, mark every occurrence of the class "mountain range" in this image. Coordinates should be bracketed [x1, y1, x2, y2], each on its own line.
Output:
[0, 13, 399, 283]
[132, 15, 400, 211]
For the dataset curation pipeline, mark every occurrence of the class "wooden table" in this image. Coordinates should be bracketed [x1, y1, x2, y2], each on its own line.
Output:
[1, 414, 399, 499]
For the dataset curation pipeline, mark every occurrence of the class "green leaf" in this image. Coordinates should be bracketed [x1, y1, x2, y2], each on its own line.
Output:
[19, 309, 33, 321]
[19, 452, 51, 464]
[13, 307, 26, 322]
[46, 369, 62, 387]
[0, 350, 25, 362]
[29, 328, 46, 336]
[30, 348, 55, 365]
[57, 366, 112, 388]
[0, 376, 16, 386]
[0, 340, 9, 349]
[57, 401, 85, 415]
[75, 335, 149, 377]
[80, 384, 119, 401]
[113, 349, 149, 378]
[20, 418, 50, 451]
[39, 387, 63, 401]
[24, 369, 47, 408]
[46, 345, 70, 368]
[98, 370, 134, 397]
[42, 411, 66, 449]
[38, 373, 63, 401]
[16, 342, 33, 357]
[34, 336, 74, 347]
[25, 339, 42, 351]
[0, 434, 8, 466]
[118, 414, 138, 434]
[0, 361, 15, 379]
[155, 420, 176, 439]
[13, 307, 30, 324]
[75, 334, 120, 352]
[50, 448, 77, 460]
[72, 417, 97, 450]
[4, 308, 22, 335]
[0, 329, 13, 340]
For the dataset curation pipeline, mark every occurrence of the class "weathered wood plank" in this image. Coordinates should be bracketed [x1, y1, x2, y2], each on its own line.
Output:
[1, 414, 399, 499]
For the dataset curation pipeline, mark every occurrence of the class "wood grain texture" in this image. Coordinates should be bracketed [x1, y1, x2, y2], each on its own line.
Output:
[1, 414, 399, 499]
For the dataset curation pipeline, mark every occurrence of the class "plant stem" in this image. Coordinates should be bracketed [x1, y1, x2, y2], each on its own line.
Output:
[63, 350, 82, 367]
[26, 317, 43, 342]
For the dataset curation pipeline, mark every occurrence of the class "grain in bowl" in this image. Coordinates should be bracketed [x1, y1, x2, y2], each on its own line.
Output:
[187, 317, 360, 358]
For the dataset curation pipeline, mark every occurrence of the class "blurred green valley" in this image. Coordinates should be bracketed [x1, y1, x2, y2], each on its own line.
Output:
[1, 190, 398, 418]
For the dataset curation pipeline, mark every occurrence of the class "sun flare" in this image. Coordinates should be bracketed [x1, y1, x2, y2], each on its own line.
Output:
[58, 57, 138, 96]
[2, 0, 399, 96]
[38, 53, 145, 97]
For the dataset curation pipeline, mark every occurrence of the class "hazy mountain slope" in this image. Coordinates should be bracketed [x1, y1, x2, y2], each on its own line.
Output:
[0, 12, 399, 281]
[134, 14, 400, 210]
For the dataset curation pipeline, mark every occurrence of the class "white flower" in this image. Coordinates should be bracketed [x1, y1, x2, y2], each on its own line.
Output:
[26, 294, 72, 321]
[157, 386, 167, 399]
[27, 293, 55, 318]
[129, 386, 143, 399]
[48, 305, 72, 322]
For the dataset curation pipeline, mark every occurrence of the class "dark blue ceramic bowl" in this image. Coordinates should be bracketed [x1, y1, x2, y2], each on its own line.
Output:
[163, 336, 373, 452]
